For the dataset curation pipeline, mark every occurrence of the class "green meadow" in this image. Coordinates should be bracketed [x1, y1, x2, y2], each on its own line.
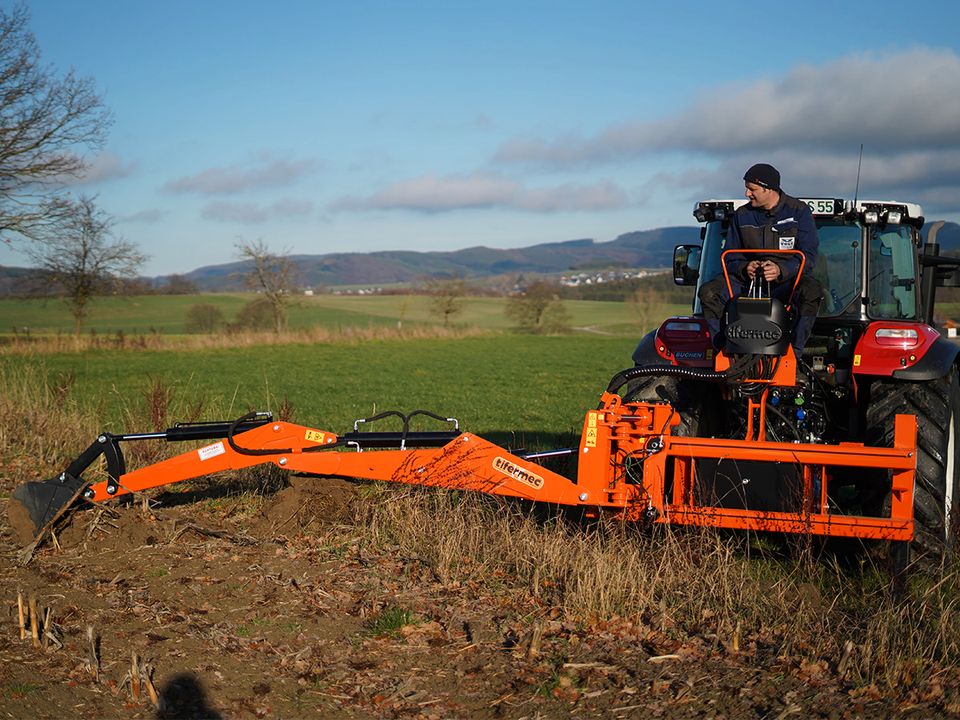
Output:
[5, 295, 960, 706]
[0, 292, 691, 337]
[0, 292, 688, 446]
[1, 335, 641, 445]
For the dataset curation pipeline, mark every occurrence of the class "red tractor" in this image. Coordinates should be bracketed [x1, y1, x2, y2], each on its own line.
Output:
[629, 198, 960, 564]
[9, 198, 958, 576]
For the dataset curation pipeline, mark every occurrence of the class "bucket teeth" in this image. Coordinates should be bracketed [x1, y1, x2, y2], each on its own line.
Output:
[7, 474, 87, 546]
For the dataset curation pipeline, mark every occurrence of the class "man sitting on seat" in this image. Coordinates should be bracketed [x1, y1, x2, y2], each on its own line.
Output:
[699, 163, 823, 353]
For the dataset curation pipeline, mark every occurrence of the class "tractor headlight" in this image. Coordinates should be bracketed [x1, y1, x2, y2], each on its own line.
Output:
[874, 328, 919, 347]
[664, 321, 704, 333]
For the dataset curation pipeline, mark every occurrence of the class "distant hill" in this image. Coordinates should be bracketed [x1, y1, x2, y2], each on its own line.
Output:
[2, 221, 958, 293]
[0, 264, 41, 295]
[927, 220, 960, 248]
[170, 221, 960, 291]
[178, 226, 698, 291]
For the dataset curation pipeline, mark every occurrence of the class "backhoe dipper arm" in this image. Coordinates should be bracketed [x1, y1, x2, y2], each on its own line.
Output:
[8, 414, 275, 546]
[83, 419, 336, 501]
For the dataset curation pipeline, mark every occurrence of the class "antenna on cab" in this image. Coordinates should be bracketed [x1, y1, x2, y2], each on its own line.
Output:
[853, 143, 864, 208]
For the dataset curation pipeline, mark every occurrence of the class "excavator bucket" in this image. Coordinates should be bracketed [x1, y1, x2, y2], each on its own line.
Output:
[6, 414, 277, 549]
[8, 473, 88, 546]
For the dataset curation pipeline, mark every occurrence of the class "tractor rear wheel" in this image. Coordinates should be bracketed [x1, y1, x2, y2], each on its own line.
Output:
[865, 368, 960, 561]
[623, 374, 713, 437]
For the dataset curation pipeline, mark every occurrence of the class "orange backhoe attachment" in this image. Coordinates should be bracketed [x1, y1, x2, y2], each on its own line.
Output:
[8, 380, 917, 550]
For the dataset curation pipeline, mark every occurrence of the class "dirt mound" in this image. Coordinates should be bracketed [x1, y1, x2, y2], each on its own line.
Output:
[5, 474, 361, 551]
[54, 503, 168, 549]
[6, 496, 38, 546]
[249, 475, 358, 537]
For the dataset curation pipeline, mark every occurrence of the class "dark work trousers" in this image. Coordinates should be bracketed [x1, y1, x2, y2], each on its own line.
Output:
[698, 274, 823, 352]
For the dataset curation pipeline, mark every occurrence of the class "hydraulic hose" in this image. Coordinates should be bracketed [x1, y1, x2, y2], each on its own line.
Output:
[606, 354, 756, 395]
[227, 412, 292, 456]
[227, 409, 462, 456]
[763, 402, 801, 442]
[225, 412, 352, 455]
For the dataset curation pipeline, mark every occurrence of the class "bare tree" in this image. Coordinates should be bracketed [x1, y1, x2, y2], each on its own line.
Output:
[628, 285, 665, 332]
[185, 303, 225, 334]
[424, 277, 466, 327]
[0, 5, 111, 243]
[231, 297, 275, 332]
[505, 281, 572, 334]
[25, 195, 146, 334]
[236, 239, 298, 333]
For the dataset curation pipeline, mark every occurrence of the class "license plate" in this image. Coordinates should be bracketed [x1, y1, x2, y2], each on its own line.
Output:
[803, 198, 837, 215]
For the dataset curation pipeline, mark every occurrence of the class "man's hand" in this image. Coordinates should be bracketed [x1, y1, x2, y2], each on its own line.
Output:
[746, 260, 781, 282]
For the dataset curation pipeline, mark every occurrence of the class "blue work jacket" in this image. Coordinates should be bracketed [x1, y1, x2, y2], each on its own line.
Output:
[725, 192, 819, 283]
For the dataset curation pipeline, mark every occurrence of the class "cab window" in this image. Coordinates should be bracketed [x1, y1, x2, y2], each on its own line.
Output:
[867, 225, 917, 319]
[814, 222, 862, 316]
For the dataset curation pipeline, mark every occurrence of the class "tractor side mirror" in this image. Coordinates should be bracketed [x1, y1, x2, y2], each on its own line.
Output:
[936, 267, 960, 288]
[921, 251, 960, 287]
[673, 244, 701, 286]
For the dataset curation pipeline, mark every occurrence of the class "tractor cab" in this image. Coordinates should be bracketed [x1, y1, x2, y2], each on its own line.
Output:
[638, 198, 950, 377]
[683, 198, 924, 318]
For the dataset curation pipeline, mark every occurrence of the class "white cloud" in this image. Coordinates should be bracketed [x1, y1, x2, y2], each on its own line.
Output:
[166, 153, 318, 195]
[653, 148, 960, 214]
[201, 199, 314, 224]
[492, 48, 960, 213]
[495, 48, 960, 167]
[57, 151, 138, 186]
[121, 208, 167, 224]
[332, 172, 628, 213]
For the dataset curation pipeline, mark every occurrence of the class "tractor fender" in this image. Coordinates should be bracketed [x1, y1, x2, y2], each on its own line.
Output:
[631, 329, 662, 366]
[891, 336, 960, 381]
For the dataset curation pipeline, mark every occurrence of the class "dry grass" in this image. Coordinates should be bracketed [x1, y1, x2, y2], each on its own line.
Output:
[0, 324, 492, 356]
[356, 484, 960, 692]
[0, 365, 233, 487]
[0, 364, 97, 474]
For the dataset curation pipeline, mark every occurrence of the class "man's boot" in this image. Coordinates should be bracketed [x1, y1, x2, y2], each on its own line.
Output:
[793, 315, 816, 356]
[706, 317, 724, 350]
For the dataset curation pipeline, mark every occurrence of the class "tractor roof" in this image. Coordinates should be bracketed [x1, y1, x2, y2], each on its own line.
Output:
[693, 198, 924, 227]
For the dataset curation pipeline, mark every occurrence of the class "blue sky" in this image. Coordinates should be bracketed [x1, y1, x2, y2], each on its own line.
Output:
[4, 0, 960, 275]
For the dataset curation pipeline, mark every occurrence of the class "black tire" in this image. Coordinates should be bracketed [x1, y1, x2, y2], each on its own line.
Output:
[622, 374, 713, 437]
[864, 368, 960, 561]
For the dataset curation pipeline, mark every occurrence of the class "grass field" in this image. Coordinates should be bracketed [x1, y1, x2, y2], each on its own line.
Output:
[0, 292, 691, 337]
[0, 334, 640, 445]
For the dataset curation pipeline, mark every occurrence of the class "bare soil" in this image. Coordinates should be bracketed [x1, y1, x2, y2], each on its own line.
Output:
[1, 474, 956, 719]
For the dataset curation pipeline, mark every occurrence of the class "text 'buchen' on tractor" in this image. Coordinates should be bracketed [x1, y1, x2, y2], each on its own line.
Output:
[8, 197, 960, 577]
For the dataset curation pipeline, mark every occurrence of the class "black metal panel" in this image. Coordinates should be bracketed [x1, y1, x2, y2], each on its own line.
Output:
[694, 459, 804, 513]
